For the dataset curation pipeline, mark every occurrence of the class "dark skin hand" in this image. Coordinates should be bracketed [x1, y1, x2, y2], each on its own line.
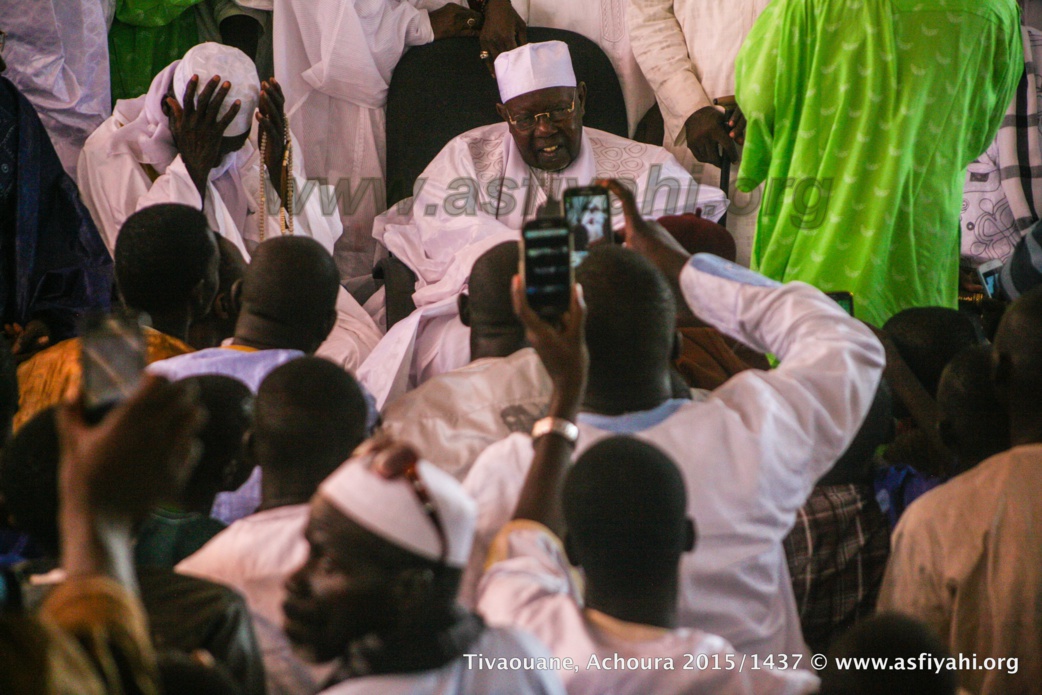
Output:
[165, 75, 243, 199]
[685, 105, 738, 168]
[713, 95, 746, 147]
[477, 0, 527, 74]
[256, 78, 289, 202]
[596, 178, 698, 325]
[429, 3, 484, 40]
[510, 276, 587, 537]
[5, 319, 51, 362]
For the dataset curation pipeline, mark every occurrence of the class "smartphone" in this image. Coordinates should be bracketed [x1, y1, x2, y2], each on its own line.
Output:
[520, 218, 574, 323]
[564, 185, 612, 261]
[826, 291, 855, 317]
[81, 312, 147, 422]
[977, 259, 1003, 299]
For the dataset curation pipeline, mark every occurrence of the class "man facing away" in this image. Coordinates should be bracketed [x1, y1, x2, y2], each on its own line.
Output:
[476, 273, 819, 693]
[733, 0, 1021, 324]
[149, 235, 342, 523]
[461, 178, 884, 658]
[379, 241, 551, 480]
[14, 203, 218, 430]
[879, 285, 1042, 695]
[178, 357, 370, 695]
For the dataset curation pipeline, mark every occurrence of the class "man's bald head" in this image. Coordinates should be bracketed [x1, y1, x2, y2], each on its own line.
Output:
[235, 237, 339, 354]
[576, 246, 676, 409]
[563, 437, 693, 596]
[460, 242, 525, 360]
[253, 357, 367, 505]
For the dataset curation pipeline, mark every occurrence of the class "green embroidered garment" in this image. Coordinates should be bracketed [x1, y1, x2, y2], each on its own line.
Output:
[736, 0, 1022, 325]
[109, 0, 205, 103]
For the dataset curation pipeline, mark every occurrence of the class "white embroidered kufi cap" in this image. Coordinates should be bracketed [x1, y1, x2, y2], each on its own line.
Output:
[495, 40, 577, 104]
[317, 455, 477, 567]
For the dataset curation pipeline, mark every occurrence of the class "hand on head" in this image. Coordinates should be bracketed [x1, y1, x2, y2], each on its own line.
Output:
[166, 74, 243, 196]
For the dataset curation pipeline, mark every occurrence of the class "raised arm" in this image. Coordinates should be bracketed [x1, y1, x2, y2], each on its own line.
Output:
[510, 278, 587, 538]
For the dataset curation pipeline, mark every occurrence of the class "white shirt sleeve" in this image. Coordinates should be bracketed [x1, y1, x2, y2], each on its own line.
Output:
[77, 145, 203, 257]
[678, 255, 886, 517]
[626, 0, 713, 146]
[476, 521, 583, 628]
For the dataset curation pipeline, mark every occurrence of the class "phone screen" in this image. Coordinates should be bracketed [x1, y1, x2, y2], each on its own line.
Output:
[81, 313, 146, 418]
[522, 222, 573, 321]
[980, 267, 1002, 298]
[565, 188, 612, 261]
[826, 291, 855, 317]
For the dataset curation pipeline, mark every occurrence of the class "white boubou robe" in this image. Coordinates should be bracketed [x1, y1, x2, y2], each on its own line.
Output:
[359, 122, 728, 409]
[77, 62, 382, 371]
[273, 0, 455, 286]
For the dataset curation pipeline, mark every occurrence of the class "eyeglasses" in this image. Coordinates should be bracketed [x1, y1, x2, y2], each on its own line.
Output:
[507, 99, 577, 132]
[371, 451, 448, 565]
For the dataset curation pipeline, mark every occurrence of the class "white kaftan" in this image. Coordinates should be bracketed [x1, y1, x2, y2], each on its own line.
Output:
[478, 520, 820, 694]
[273, 0, 452, 286]
[178, 504, 333, 695]
[461, 254, 885, 659]
[358, 122, 727, 408]
[626, 0, 770, 265]
[380, 348, 551, 480]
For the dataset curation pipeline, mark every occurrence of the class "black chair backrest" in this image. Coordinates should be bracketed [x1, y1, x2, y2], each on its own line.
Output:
[385, 28, 628, 205]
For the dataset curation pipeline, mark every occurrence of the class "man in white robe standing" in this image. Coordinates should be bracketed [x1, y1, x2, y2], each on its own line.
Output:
[627, 0, 769, 265]
[2, 1, 111, 178]
[272, 0, 483, 291]
[359, 40, 727, 409]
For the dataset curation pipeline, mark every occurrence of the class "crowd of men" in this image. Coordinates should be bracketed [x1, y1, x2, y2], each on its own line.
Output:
[0, 0, 1038, 693]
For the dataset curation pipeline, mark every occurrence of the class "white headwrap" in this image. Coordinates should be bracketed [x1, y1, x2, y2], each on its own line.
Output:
[318, 456, 477, 567]
[495, 41, 577, 104]
[172, 42, 260, 137]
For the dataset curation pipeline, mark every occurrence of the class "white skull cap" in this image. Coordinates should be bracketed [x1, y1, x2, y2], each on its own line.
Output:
[317, 455, 477, 567]
[172, 42, 260, 137]
[495, 41, 577, 104]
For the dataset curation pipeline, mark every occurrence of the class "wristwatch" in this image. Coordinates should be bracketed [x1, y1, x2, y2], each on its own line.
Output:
[531, 416, 579, 445]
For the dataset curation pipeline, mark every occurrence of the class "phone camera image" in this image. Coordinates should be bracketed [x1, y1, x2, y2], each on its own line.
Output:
[565, 190, 611, 250]
[81, 312, 147, 421]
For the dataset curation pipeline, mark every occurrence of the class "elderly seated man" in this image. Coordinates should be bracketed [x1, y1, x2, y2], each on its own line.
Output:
[77, 41, 341, 263]
[360, 40, 727, 409]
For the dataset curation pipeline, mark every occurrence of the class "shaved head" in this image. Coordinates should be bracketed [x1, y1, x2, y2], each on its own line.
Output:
[993, 287, 1042, 424]
[235, 237, 340, 354]
[564, 436, 692, 595]
[462, 242, 525, 360]
[576, 246, 676, 410]
[254, 357, 368, 503]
